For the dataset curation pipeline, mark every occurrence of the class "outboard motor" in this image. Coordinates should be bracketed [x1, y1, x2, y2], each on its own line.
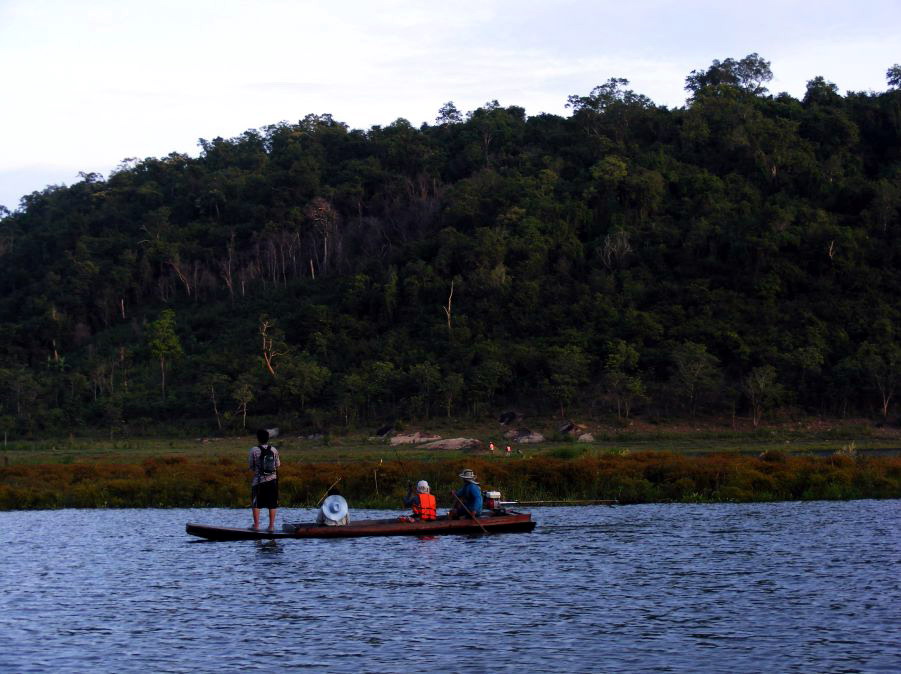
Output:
[483, 490, 503, 511]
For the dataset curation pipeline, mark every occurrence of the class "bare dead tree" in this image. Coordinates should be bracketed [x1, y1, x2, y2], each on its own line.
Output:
[119, 346, 129, 391]
[190, 260, 205, 301]
[259, 317, 285, 377]
[167, 258, 192, 296]
[196, 266, 217, 300]
[305, 197, 341, 275]
[443, 279, 454, 332]
[210, 383, 222, 430]
[157, 276, 173, 302]
[601, 229, 633, 270]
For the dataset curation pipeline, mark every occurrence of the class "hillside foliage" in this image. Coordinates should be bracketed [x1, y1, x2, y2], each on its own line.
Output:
[1, 55, 899, 435]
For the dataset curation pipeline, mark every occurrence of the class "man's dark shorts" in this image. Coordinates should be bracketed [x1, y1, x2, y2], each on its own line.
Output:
[252, 480, 279, 509]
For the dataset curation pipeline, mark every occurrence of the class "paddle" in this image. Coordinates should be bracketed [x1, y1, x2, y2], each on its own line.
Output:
[450, 489, 488, 534]
[316, 477, 342, 507]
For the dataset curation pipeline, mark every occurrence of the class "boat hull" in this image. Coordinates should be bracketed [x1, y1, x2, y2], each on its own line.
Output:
[186, 512, 536, 541]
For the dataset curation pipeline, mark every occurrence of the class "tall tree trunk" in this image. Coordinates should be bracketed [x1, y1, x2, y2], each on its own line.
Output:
[210, 384, 222, 430]
[443, 280, 454, 332]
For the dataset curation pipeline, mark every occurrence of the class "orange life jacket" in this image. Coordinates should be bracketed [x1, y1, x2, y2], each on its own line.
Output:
[412, 492, 437, 520]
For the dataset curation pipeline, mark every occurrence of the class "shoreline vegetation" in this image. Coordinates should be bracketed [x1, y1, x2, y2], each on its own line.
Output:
[2, 418, 899, 509]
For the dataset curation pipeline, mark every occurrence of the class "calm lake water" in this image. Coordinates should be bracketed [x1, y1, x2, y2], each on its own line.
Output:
[1, 501, 898, 673]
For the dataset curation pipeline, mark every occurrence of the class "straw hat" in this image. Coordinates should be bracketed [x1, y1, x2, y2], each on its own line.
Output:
[321, 494, 348, 522]
[458, 468, 478, 484]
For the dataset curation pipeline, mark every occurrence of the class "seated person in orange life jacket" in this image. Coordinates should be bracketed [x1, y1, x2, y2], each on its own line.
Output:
[403, 480, 437, 520]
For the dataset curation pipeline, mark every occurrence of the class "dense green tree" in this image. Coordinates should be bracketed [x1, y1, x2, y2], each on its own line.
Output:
[407, 361, 441, 420]
[669, 341, 723, 417]
[744, 365, 784, 427]
[439, 372, 465, 419]
[853, 341, 901, 420]
[685, 53, 773, 96]
[544, 345, 590, 418]
[435, 101, 463, 125]
[230, 372, 258, 429]
[147, 309, 182, 399]
[887, 64, 901, 89]
[276, 352, 330, 414]
[602, 340, 645, 420]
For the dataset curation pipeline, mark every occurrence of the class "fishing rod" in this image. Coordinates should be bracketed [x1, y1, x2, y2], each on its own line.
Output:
[316, 477, 342, 507]
[393, 446, 417, 494]
[501, 499, 619, 506]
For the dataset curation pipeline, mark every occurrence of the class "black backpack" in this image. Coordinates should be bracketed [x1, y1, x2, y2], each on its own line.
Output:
[258, 444, 277, 476]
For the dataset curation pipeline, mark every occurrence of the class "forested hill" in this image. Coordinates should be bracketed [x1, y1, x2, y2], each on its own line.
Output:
[1, 55, 900, 435]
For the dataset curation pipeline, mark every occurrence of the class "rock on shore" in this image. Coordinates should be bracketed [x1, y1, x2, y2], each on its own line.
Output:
[389, 432, 442, 446]
[503, 428, 545, 444]
[420, 438, 482, 450]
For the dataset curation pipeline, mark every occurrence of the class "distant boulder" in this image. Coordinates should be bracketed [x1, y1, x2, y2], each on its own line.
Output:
[389, 432, 442, 446]
[420, 438, 482, 451]
[498, 410, 522, 425]
[558, 421, 587, 435]
[577, 433, 594, 443]
[374, 424, 394, 437]
[503, 428, 545, 444]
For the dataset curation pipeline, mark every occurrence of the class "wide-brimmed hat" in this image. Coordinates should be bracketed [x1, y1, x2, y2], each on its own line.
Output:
[458, 468, 478, 483]
[321, 494, 348, 522]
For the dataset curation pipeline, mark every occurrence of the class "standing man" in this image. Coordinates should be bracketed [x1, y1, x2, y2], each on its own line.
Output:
[249, 428, 280, 531]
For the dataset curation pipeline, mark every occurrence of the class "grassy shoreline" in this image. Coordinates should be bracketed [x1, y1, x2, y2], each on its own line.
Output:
[2, 451, 899, 510]
[2, 418, 899, 509]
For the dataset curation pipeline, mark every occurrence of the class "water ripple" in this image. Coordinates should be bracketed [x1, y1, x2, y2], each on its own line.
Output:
[0, 501, 899, 672]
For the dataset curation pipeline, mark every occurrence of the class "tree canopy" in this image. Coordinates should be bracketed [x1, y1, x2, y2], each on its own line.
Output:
[1, 54, 899, 435]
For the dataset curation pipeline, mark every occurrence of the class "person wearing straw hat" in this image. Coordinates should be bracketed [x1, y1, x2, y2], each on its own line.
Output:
[448, 468, 483, 520]
[316, 486, 350, 526]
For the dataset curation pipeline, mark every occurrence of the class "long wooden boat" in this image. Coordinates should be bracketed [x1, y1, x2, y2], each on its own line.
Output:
[186, 511, 536, 541]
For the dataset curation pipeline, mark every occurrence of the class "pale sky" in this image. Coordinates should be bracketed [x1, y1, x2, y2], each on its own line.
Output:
[1, 0, 898, 212]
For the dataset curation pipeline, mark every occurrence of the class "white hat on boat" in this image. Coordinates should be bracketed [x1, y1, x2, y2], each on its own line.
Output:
[321, 494, 348, 522]
[458, 468, 478, 484]
[416, 480, 430, 493]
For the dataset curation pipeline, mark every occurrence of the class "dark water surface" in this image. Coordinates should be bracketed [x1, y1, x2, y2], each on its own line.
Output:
[1, 501, 898, 673]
